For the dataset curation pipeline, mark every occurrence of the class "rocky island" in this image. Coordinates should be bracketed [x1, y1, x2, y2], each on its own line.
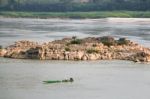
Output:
[0, 36, 150, 62]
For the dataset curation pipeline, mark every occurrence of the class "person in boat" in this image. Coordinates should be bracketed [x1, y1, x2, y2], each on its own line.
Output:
[62, 78, 74, 82]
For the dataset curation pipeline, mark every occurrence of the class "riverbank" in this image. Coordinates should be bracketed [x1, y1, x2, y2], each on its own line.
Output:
[0, 11, 150, 19]
[0, 36, 150, 62]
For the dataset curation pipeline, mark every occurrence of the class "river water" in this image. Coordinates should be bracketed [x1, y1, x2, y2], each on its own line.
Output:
[0, 18, 150, 99]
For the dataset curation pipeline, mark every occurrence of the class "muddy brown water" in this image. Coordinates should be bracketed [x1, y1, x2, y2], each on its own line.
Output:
[0, 18, 150, 99]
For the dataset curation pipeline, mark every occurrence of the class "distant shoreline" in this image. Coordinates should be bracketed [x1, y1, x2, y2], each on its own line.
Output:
[0, 11, 150, 19]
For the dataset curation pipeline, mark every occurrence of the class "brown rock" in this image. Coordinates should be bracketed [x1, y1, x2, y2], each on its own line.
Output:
[1, 36, 150, 62]
[0, 49, 7, 57]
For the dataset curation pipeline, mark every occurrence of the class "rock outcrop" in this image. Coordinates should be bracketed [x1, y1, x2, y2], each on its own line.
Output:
[0, 36, 150, 62]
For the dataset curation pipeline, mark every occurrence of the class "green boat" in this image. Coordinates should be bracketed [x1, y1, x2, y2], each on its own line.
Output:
[43, 80, 61, 83]
[43, 78, 74, 84]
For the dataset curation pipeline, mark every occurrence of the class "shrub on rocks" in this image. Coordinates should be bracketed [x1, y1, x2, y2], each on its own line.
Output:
[65, 47, 71, 51]
[72, 36, 77, 40]
[117, 38, 130, 45]
[99, 36, 116, 46]
[70, 39, 82, 44]
[92, 44, 97, 47]
[86, 49, 99, 54]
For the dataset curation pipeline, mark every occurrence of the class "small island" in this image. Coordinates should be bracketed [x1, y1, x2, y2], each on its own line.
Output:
[0, 36, 150, 62]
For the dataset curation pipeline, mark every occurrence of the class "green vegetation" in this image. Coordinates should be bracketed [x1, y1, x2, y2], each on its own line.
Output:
[1, 11, 150, 18]
[70, 39, 82, 44]
[92, 44, 97, 47]
[1, 0, 150, 11]
[1, 0, 150, 18]
[117, 38, 130, 45]
[99, 37, 131, 46]
[86, 48, 99, 54]
[65, 47, 71, 51]
[100, 36, 116, 47]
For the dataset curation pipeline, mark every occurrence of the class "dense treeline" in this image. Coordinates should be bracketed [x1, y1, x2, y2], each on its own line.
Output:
[0, 0, 150, 11]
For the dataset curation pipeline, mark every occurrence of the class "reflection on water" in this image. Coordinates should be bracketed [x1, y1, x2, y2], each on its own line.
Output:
[0, 18, 150, 47]
[0, 18, 150, 99]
